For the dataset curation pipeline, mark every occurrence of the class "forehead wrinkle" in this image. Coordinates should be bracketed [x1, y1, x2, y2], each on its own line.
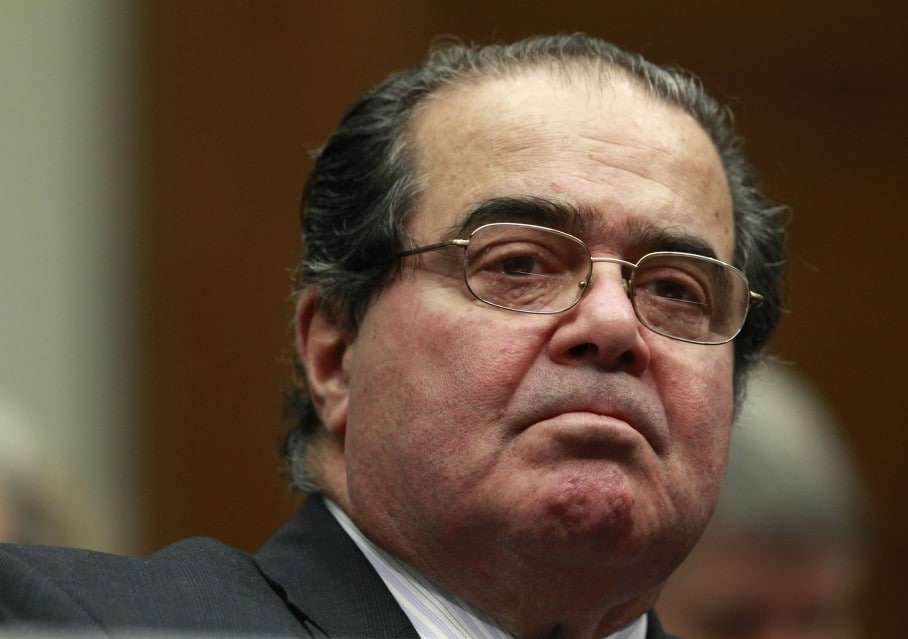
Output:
[483, 118, 565, 171]
[576, 131, 676, 156]
[408, 67, 734, 258]
[445, 123, 725, 242]
[480, 116, 728, 232]
[574, 131, 728, 215]
[564, 149, 732, 259]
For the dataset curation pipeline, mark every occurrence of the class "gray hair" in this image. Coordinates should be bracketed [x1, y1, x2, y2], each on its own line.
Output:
[283, 33, 786, 490]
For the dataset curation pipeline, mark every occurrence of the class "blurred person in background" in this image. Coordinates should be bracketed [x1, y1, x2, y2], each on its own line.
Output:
[657, 363, 867, 639]
[0, 397, 98, 548]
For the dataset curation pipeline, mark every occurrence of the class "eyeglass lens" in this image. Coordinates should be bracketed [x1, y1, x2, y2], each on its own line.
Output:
[462, 223, 749, 344]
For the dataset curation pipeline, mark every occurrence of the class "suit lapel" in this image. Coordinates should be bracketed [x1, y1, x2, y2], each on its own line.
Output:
[254, 495, 419, 639]
[646, 610, 679, 639]
[255, 496, 676, 639]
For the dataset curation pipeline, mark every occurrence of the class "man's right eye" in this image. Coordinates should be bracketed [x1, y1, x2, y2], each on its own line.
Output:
[500, 255, 538, 276]
[470, 241, 562, 277]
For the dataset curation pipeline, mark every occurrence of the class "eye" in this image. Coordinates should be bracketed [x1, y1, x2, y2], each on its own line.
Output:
[647, 278, 705, 304]
[635, 268, 709, 307]
[470, 242, 566, 278]
[500, 254, 544, 276]
[461, 224, 590, 313]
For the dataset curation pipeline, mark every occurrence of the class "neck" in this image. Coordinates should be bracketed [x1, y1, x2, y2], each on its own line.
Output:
[337, 502, 656, 637]
[314, 444, 661, 639]
[416, 548, 657, 639]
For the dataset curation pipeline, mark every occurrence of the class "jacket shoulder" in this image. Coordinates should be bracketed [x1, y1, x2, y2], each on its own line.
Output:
[0, 538, 303, 634]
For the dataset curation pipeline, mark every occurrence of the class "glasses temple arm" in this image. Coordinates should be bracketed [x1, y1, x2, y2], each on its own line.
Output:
[398, 238, 469, 258]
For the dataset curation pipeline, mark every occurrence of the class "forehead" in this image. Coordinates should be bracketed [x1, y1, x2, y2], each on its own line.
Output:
[407, 68, 734, 260]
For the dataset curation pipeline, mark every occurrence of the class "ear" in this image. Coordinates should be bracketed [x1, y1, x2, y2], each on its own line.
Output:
[295, 291, 353, 436]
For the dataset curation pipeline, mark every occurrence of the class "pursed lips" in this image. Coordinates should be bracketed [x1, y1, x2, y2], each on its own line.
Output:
[513, 393, 667, 456]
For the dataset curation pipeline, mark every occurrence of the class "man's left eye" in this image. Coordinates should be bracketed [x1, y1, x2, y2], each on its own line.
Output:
[649, 279, 702, 302]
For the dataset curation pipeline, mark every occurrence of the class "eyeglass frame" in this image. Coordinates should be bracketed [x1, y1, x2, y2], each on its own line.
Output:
[397, 222, 764, 345]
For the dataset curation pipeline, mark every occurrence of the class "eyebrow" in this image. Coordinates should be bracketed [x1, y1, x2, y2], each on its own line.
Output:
[450, 197, 589, 238]
[448, 196, 720, 261]
[630, 223, 719, 260]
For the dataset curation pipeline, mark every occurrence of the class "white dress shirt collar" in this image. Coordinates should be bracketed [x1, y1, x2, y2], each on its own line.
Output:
[325, 499, 647, 639]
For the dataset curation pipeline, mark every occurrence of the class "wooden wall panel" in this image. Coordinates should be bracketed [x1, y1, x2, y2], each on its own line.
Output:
[140, 3, 906, 636]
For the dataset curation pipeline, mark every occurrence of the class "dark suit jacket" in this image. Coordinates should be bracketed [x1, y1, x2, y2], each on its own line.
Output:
[0, 496, 676, 638]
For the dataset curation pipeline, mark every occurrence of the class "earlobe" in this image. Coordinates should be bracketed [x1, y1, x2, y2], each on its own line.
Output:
[295, 291, 353, 436]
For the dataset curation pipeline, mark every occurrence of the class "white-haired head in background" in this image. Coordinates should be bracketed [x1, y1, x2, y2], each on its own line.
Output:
[657, 362, 868, 639]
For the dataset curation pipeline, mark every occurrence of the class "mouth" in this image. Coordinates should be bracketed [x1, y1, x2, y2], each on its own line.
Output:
[528, 411, 645, 456]
[515, 396, 666, 456]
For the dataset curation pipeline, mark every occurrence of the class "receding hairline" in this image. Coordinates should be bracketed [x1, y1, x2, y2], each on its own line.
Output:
[412, 56, 687, 131]
[401, 61, 733, 253]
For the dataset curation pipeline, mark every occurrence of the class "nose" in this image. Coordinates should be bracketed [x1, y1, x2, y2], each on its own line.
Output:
[547, 262, 651, 375]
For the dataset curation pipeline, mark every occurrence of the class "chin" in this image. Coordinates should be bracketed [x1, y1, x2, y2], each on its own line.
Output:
[519, 464, 661, 561]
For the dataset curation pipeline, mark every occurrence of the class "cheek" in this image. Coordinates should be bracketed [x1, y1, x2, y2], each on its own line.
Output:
[654, 342, 734, 502]
[346, 286, 549, 460]
[407, 292, 543, 390]
[661, 343, 733, 435]
[343, 286, 554, 524]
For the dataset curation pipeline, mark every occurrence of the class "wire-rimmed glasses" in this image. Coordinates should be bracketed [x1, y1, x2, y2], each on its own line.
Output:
[398, 222, 763, 345]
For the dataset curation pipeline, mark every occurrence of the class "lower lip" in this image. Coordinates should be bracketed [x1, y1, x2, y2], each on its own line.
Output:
[529, 412, 643, 452]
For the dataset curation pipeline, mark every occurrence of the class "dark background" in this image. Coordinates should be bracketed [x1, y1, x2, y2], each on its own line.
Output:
[138, 3, 907, 636]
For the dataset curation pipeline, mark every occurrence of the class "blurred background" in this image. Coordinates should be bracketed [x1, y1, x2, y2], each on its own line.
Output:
[1, 1, 905, 636]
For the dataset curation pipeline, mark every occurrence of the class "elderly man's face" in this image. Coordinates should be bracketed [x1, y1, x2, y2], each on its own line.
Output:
[328, 70, 735, 596]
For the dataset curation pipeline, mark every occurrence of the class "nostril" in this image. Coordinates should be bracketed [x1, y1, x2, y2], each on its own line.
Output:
[568, 343, 597, 359]
[569, 342, 636, 366]
[617, 350, 636, 367]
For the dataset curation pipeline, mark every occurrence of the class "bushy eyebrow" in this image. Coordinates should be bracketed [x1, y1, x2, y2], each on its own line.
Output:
[447, 196, 720, 261]
[449, 197, 589, 238]
[630, 223, 719, 260]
